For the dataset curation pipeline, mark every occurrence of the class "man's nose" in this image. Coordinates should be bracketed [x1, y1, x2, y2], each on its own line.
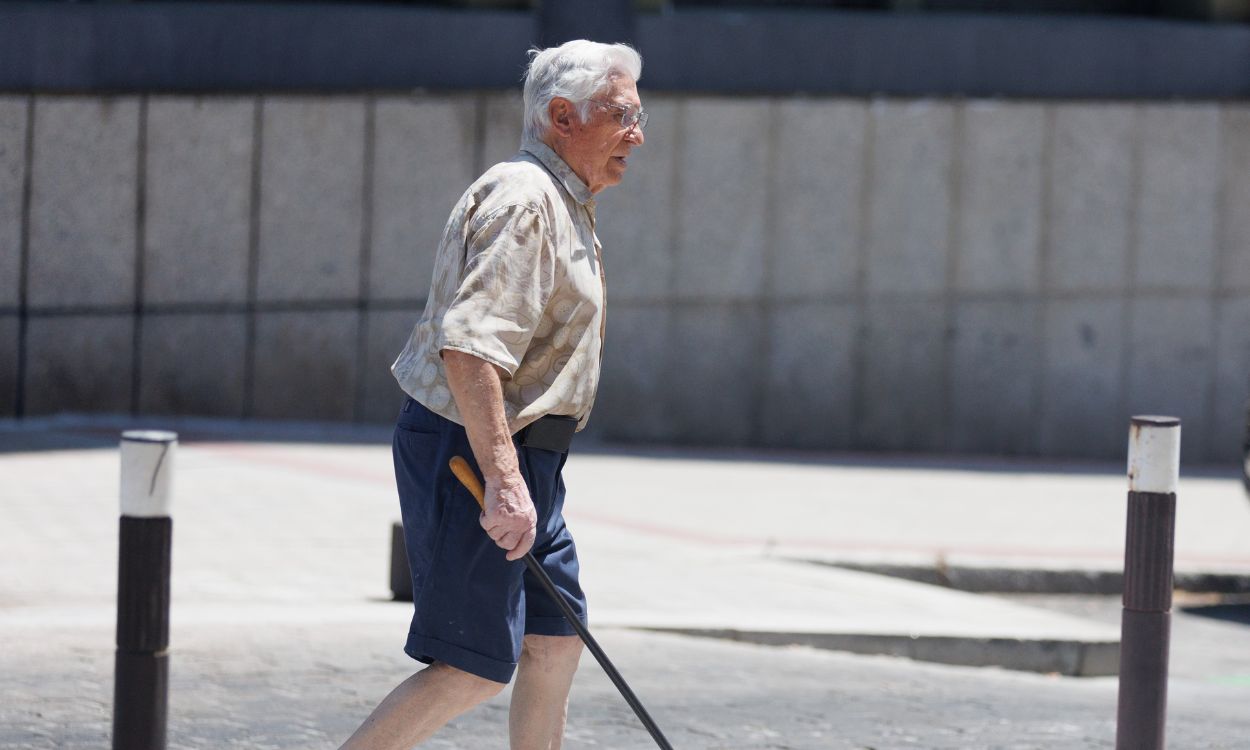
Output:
[627, 125, 644, 146]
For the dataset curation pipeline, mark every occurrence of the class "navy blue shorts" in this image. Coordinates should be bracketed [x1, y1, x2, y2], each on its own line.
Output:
[392, 397, 588, 684]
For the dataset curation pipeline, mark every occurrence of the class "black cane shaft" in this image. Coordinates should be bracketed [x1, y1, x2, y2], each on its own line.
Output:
[522, 553, 675, 750]
[1123, 492, 1176, 612]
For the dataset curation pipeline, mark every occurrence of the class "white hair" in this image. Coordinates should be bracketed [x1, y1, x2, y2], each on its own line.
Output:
[521, 40, 643, 144]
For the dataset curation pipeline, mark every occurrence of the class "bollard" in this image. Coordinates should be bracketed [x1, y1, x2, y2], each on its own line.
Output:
[390, 521, 413, 602]
[114, 430, 177, 750]
[1116, 416, 1180, 750]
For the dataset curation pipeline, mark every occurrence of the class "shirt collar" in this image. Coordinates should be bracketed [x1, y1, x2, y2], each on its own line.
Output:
[521, 139, 595, 208]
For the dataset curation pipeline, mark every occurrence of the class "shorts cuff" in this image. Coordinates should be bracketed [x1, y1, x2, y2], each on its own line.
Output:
[525, 614, 586, 637]
[405, 632, 517, 684]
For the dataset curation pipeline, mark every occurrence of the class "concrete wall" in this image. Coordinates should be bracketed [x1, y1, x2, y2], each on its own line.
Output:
[2, 93, 1248, 464]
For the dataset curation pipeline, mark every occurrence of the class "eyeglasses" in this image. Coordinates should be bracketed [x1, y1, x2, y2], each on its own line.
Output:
[593, 100, 648, 131]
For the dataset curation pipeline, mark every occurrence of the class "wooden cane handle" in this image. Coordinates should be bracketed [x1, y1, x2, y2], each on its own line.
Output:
[449, 456, 486, 510]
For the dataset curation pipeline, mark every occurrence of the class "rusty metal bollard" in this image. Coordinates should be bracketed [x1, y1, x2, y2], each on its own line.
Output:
[1116, 416, 1180, 750]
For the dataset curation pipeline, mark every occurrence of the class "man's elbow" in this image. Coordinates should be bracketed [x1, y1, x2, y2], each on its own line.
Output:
[441, 348, 510, 382]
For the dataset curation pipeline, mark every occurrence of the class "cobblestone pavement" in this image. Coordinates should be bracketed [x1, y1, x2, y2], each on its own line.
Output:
[5, 619, 1250, 749]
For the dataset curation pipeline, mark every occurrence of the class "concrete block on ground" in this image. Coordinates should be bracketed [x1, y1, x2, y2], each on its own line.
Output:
[760, 301, 857, 450]
[595, 303, 674, 443]
[855, 298, 947, 452]
[1046, 104, 1135, 293]
[675, 98, 770, 302]
[138, 313, 246, 417]
[23, 315, 133, 415]
[28, 97, 139, 309]
[663, 303, 764, 446]
[370, 96, 477, 303]
[0, 315, 16, 416]
[1127, 296, 1215, 462]
[594, 95, 680, 303]
[143, 97, 254, 306]
[1211, 295, 1250, 463]
[1037, 298, 1127, 459]
[359, 308, 421, 424]
[257, 98, 365, 303]
[947, 300, 1039, 454]
[0, 97, 26, 310]
[1135, 104, 1220, 293]
[954, 102, 1045, 294]
[481, 91, 524, 172]
[770, 99, 866, 300]
[1220, 106, 1250, 291]
[252, 310, 360, 421]
[864, 100, 954, 296]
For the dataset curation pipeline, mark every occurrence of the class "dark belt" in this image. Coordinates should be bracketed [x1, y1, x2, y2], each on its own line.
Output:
[517, 414, 578, 453]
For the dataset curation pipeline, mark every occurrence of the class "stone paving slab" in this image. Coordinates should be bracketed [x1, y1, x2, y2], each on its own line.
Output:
[571, 526, 1119, 676]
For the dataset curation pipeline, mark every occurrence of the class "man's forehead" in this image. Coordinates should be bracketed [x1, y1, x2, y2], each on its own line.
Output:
[605, 77, 641, 105]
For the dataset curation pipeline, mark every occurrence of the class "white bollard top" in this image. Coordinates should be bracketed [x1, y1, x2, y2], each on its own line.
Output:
[120, 430, 178, 518]
[1127, 416, 1180, 494]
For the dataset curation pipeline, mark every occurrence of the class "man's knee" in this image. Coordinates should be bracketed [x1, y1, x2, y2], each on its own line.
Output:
[424, 661, 508, 703]
[521, 634, 584, 667]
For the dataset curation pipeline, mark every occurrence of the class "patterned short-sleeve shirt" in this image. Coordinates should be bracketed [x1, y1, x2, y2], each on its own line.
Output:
[391, 140, 606, 433]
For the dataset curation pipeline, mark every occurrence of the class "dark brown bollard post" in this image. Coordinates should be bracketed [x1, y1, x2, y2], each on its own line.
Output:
[114, 430, 177, 750]
[390, 521, 413, 601]
[1116, 416, 1180, 750]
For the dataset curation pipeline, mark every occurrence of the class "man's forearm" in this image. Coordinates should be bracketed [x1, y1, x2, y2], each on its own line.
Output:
[442, 349, 518, 483]
[442, 349, 536, 560]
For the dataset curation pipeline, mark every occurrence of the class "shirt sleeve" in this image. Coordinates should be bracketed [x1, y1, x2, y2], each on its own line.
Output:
[438, 204, 555, 376]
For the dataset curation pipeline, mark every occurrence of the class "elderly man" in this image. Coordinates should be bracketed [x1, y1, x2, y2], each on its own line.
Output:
[339, 40, 646, 749]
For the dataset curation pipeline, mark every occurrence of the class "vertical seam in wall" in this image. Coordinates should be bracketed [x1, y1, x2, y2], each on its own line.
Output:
[1032, 103, 1056, 455]
[131, 96, 148, 416]
[15, 95, 35, 419]
[752, 98, 780, 446]
[354, 96, 377, 422]
[472, 92, 487, 177]
[243, 96, 264, 419]
[941, 100, 964, 453]
[1120, 104, 1143, 428]
[849, 99, 876, 449]
[1206, 104, 1229, 462]
[661, 97, 686, 442]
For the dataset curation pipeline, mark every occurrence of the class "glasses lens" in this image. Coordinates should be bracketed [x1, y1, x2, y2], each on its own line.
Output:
[601, 101, 646, 130]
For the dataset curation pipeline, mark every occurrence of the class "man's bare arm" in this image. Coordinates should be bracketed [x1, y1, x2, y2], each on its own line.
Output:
[442, 349, 537, 561]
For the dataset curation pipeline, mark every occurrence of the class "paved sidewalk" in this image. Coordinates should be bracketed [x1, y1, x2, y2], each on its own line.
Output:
[3, 415, 1250, 747]
[4, 416, 1249, 668]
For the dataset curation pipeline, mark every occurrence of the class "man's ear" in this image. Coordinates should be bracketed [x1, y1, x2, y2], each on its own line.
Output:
[548, 97, 575, 139]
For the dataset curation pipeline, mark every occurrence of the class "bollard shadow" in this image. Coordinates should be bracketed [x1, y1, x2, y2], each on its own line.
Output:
[0, 414, 392, 454]
[0, 413, 1241, 483]
[569, 435, 1243, 481]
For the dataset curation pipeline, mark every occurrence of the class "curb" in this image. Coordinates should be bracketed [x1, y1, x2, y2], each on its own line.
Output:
[801, 560, 1250, 596]
[635, 627, 1119, 677]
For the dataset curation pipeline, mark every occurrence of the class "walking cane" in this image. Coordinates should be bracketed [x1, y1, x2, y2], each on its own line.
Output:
[449, 456, 675, 750]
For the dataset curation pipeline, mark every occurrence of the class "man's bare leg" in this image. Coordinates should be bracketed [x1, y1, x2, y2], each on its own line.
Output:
[339, 662, 504, 750]
[509, 634, 585, 750]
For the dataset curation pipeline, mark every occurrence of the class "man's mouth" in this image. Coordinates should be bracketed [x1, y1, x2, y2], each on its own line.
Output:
[612, 156, 628, 166]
